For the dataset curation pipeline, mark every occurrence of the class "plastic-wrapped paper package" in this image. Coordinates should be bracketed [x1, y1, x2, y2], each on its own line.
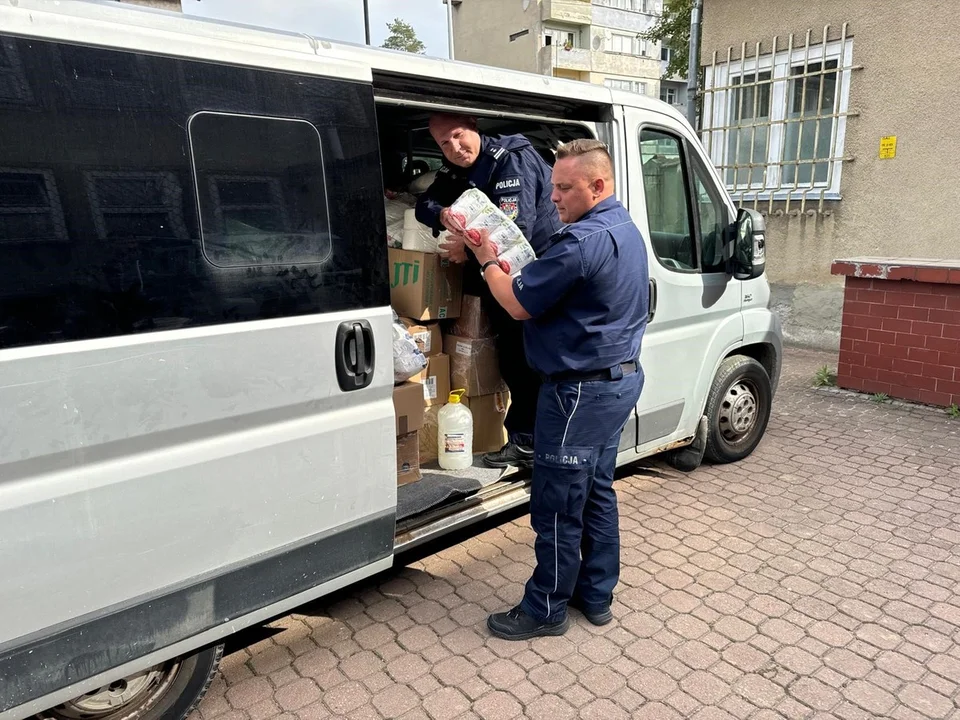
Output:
[449, 189, 537, 275]
[392, 310, 427, 383]
[385, 193, 416, 248]
[401, 207, 444, 253]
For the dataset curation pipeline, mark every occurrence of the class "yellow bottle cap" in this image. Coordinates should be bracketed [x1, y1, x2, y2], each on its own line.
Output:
[448, 389, 466, 404]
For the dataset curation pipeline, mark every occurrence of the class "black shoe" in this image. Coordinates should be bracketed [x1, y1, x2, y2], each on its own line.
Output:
[483, 442, 534, 469]
[487, 605, 570, 641]
[568, 596, 614, 626]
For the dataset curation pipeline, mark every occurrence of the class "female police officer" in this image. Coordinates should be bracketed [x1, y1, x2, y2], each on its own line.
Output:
[464, 138, 649, 640]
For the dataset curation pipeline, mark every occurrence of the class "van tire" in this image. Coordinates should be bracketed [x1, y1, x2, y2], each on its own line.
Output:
[38, 644, 223, 720]
[703, 355, 772, 464]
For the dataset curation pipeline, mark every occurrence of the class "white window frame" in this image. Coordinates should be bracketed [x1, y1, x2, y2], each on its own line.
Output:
[606, 32, 646, 57]
[604, 78, 647, 95]
[702, 38, 853, 201]
[661, 87, 677, 104]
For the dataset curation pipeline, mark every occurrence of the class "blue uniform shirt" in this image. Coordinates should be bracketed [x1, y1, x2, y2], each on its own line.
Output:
[512, 196, 650, 378]
[415, 134, 562, 256]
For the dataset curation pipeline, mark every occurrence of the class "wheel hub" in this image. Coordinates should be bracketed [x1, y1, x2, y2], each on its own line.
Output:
[719, 381, 758, 441]
[52, 662, 179, 719]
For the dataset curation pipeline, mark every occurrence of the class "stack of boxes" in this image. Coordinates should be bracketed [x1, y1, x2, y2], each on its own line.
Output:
[388, 248, 509, 484]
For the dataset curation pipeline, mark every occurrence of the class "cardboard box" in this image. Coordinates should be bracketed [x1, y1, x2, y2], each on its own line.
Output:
[443, 334, 506, 398]
[412, 353, 451, 407]
[464, 391, 510, 454]
[389, 248, 463, 321]
[393, 382, 425, 436]
[396, 431, 422, 485]
[449, 294, 494, 339]
[420, 405, 442, 465]
[401, 318, 443, 357]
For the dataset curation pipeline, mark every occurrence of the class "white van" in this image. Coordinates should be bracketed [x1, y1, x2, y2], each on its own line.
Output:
[0, 3, 781, 719]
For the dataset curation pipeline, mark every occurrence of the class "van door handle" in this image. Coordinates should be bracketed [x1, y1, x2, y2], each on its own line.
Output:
[648, 278, 657, 323]
[336, 320, 375, 391]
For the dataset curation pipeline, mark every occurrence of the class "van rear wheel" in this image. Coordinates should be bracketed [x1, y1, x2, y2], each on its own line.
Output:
[703, 355, 771, 464]
[38, 645, 223, 720]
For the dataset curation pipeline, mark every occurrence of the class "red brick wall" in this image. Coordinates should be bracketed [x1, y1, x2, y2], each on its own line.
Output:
[837, 277, 960, 406]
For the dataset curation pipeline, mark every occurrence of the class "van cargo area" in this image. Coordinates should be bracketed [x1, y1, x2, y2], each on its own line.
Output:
[377, 102, 594, 550]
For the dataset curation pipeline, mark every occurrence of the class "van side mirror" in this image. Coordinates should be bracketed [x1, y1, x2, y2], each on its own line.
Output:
[731, 208, 766, 280]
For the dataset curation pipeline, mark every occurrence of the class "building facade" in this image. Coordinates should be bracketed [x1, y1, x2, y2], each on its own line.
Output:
[451, 0, 685, 111]
[699, 0, 959, 348]
[114, 0, 182, 10]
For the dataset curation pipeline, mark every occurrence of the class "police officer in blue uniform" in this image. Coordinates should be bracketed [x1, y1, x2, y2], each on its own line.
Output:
[464, 138, 649, 640]
[416, 113, 563, 469]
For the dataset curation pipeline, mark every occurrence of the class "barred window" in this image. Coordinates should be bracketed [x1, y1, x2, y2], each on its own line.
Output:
[0, 169, 67, 242]
[85, 171, 188, 240]
[701, 30, 855, 202]
[605, 78, 647, 95]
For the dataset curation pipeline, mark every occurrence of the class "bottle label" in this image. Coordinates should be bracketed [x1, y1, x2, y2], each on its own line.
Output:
[444, 432, 466, 453]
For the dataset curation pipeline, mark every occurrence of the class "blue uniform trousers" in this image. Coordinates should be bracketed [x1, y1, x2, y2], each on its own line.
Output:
[520, 371, 643, 624]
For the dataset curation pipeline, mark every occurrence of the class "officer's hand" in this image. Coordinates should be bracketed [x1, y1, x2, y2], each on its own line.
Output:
[466, 229, 498, 266]
[439, 208, 466, 235]
[438, 234, 468, 264]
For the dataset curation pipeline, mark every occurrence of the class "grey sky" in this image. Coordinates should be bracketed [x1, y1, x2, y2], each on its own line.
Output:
[186, 0, 450, 58]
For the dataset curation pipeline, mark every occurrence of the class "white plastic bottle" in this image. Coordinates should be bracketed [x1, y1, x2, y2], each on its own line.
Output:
[438, 389, 473, 470]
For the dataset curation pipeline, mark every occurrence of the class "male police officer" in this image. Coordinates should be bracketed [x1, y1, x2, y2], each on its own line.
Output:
[415, 113, 563, 469]
[464, 139, 649, 640]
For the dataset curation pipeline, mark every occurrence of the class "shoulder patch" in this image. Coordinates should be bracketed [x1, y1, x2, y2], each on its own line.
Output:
[489, 146, 507, 160]
[498, 195, 519, 221]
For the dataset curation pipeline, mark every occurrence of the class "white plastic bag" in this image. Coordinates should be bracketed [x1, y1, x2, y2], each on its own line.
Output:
[449, 188, 537, 275]
[392, 310, 427, 383]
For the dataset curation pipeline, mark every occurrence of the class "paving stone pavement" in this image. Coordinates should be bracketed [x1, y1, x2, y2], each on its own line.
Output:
[191, 348, 960, 720]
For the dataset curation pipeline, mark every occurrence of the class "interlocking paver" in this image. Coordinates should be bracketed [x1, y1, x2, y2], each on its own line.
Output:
[188, 349, 960, 720]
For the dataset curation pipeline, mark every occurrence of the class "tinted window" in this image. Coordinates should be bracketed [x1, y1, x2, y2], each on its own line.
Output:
[190, 114, 332, 268]
[0, 37, 388, 350]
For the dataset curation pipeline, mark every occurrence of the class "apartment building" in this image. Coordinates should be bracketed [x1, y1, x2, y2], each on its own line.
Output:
[451, 0, 684, 110]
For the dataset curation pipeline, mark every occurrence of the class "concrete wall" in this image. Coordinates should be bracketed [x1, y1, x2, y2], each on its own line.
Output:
[452, 0, 541, 73]
[701, 0, 960, 348]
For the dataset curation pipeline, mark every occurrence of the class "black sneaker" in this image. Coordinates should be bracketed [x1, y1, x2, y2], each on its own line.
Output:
[568, 596, 614, 626]
[483, 442, 534, 469]
[487, 605, 570, 641]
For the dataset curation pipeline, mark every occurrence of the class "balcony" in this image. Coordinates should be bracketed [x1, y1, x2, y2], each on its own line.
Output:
[539, 45, 592, 74]
[592, 50, 661, 77]
[539, 45, 661, 79]
[541, 0, 592, 25]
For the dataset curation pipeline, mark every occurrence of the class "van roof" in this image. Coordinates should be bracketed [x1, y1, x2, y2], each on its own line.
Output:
[1, 0, 683, 122]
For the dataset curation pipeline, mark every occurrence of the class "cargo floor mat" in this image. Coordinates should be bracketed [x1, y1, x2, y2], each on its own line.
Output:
[396, 457, 516, 521]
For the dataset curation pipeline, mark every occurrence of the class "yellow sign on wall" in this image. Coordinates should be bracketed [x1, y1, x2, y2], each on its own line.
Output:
[879, 136, 897, 160]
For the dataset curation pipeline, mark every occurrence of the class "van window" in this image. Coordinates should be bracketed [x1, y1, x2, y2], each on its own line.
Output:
[639, 129, 696, 271]
[189, 113, 332, 268]
[0, 35, 388, 351]
[639, 128, 729, 274]
[691, 158, 728, 274]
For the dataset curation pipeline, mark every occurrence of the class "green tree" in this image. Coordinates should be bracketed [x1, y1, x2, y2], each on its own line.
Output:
[381, 18, 426, 54]
[642, 0, 695, 80]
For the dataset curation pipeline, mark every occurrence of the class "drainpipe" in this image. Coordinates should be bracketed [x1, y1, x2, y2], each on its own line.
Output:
[685, 0, 702, 129]
[363, 0, 371, 45]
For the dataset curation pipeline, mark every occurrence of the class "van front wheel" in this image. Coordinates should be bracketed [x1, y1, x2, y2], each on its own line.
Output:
[703, 355, 772, 464]
[38, 645, 223, 720]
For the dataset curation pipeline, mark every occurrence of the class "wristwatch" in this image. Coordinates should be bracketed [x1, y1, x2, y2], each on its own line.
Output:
[480, 260, 499, 281]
